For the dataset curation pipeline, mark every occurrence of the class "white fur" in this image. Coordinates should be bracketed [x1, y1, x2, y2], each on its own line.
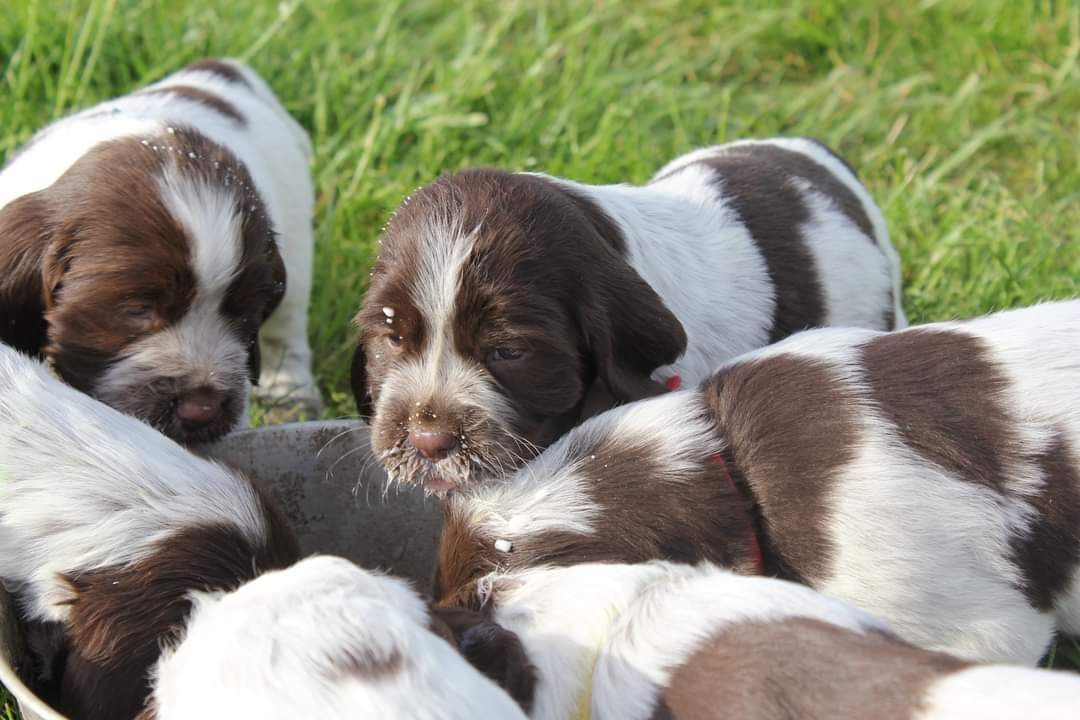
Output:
[0, 345, 267, 622]
[150, 556, 526, 720]
[916, 665, 1080, 718]
[0, 58, 319, 412]
[553, 137, 902, 384]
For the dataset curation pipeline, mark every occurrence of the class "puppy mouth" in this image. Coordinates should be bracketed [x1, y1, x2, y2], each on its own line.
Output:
[424, 471, 460, 496]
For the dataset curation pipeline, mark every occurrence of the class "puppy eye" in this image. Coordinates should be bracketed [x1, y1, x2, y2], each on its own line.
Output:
[489, 347, 524, 362]
[386, 334, 402, 348]
[123, 302, 155, 321]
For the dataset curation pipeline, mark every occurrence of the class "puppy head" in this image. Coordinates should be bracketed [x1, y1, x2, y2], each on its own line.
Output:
[146, 556, 528, 720]
[0, 127, 285, 444]
[353, 169, 686, 493]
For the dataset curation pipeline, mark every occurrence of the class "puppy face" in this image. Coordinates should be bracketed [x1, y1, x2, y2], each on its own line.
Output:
[0, 128, 285, 444]
[353, 170, 686, 492]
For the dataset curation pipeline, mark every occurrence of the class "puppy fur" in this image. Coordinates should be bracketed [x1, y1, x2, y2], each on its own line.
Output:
[352, 137, 905, 492]
[464, 561, 1080, 720]
[436, 300, 1080, 665]
[145, 556, 527, 720]
[0, 344, 299, 720]
[0, 58, 320, 445]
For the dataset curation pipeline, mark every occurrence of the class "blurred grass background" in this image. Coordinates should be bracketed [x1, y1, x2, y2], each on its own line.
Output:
[1, 0, 1078, 714]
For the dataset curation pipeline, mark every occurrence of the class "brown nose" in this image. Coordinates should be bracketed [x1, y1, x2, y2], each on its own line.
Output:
[409, 431, 458, 461]
[176, 388, 224, 428]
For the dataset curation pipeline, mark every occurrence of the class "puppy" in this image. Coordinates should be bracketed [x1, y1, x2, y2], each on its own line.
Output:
[435, 300, 1080, 665]
[0, 58, 320, 445]
[352, 137, 904, 492]
[451, 561, 1080, 720]
[0, 343, 300, 720]
[144, 556, 527, 720]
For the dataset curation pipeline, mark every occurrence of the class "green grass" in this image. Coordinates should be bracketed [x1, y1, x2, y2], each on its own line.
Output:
[1, 0, 1078, 714]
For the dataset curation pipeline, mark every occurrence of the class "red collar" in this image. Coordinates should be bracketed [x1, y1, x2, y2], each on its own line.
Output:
[710, 451, 765, 575]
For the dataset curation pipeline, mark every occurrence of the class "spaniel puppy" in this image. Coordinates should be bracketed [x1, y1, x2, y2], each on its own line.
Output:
[353, 137, 904, 492]
[455, 561, 1080, 720]
[144, 556, 527, 720]
[0, 344, 300, 720]
[0, 58, 320, 445]
[435, 300, 1080, 665]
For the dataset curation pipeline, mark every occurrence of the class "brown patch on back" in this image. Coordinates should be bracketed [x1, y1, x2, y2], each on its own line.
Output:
[141, 85, 247, 124]
[684, 143, 878, 341]
[861, 329, 1020, 493]
[184, 59, 251, 87]
[656, 617, 969, 720]
[704, 354, 860, 583]
[59, 506, 299, 720]
[1011, 433, 1080, 611]
[435, 406, 758, 605]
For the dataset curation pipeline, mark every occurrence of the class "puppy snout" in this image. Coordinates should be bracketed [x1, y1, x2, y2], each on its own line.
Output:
[175, 388, 225, 429]
[409, 431, 458, 462]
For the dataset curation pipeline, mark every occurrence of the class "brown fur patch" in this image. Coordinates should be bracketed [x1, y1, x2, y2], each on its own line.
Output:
[704, 354, 860, 583]
[184, 59, 251, 87]
[1011, 433, 1080, 611]
[140, 86, 246, 124]
[861, 329, 1020, 493]
[435, 406, 757, 605]
[655, 618, 969, 720]
[59, 505, 298, 720]
[688, 142, 878, 341]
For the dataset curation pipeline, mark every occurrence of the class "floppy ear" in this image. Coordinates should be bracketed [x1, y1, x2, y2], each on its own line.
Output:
[0, 192, 53, 355]
[350, 341, 373, 420]
[429, 606, 537, 713]
[581, 262, 687, 412]
[247, 336, 261, 385]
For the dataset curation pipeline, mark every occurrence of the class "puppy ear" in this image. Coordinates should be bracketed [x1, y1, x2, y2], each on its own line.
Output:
[350, 342, 373, 419]
[429, 606, 537, 713]
[582, 266, 687, 408]
[0, 192, 53, 354]
[459, 621, 537, 713]
[247, 335, 261, 385]
[261, 236, 287, 323]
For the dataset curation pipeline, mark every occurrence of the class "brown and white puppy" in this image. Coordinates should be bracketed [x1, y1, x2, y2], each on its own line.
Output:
[0, 58, 320, 445]
[456, 561, 1080, 720]
[0, 344, 300, 720]
[352, 137, 904, 493]
[435, 300, 1080, 666]
[143, 556, 527, 720]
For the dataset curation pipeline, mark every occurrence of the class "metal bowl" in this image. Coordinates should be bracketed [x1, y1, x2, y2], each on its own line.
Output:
[0, 421, 438, 719]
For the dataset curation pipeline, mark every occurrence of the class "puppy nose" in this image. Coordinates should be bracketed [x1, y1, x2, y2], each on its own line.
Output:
[409, 431, 458, 461]
[176, 388, 224, 428]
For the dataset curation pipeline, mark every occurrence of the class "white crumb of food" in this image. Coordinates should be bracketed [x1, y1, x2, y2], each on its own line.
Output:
[494, 539, 513, 553]
[382, 306, 395, 318]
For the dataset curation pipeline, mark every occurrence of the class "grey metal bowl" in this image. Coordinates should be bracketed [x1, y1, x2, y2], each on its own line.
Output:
[1, 421, 439, 720]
